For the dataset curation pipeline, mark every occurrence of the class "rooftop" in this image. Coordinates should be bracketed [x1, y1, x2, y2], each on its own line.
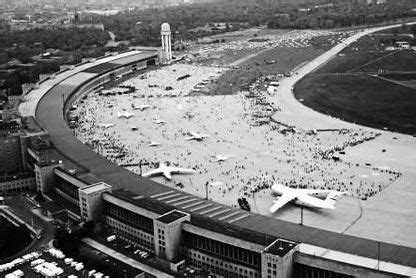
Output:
[265, 239, 297, 257]
[157, 210, 188, 224]
[109, 189, 172, 216]
[41, 200, 65, 213]
[80, 182, 111, 194]
[190, 214, 277, 247]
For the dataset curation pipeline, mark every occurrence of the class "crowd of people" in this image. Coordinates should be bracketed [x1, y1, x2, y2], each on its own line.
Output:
[72, 63, 400, 214]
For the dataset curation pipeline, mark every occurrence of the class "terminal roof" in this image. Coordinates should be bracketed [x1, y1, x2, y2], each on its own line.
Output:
[157, 211, 188, 224]
[110, 189, 172, 215]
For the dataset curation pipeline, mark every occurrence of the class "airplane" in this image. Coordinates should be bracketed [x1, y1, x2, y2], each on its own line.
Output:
[132, 103, 151, 111]
[214, 154, 234, 162]
[153, 119, 167, 125]
[142, 162, 196, 180]
[146, 141, 161, 147]
[269, 183, 347, 213]
[118, 111, 134, 119]
[131, 126, 138, 131]
[185, 131, 209, 141]
[98, 123, 114, 129]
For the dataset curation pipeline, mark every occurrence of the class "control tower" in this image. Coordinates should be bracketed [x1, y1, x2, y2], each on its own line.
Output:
[160, 23, 172, 64]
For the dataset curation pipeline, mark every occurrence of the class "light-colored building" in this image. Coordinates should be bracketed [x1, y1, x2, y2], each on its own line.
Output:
[78, 182, 112, 221]
[160, 22, 172, 64]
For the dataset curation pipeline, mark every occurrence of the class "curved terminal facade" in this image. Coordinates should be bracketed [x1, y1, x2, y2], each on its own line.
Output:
[19, 50, 416, 278]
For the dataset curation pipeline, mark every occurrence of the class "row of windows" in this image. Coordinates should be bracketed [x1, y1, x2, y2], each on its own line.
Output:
[104, 202, 154, 233]
[54, 188, 80, 206]
[0, 185, 32, 194]
[0, 179, 34, 188]
[294, 263, 354, 278]
[187, 249, 258, 278]
[105, 217, 154, 250]
[55, 178, 79, 200]
[183, 231, 261, 270]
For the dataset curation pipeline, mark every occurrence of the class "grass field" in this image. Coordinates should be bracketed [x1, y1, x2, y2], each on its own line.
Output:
[0, 216, 32, 261]
[295, 74, 416, 134]
[296, 26, 416, 135]
[208, 46, 324, 95]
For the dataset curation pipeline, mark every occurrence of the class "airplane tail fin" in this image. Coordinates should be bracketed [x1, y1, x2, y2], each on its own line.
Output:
[324, 191, 347, 209]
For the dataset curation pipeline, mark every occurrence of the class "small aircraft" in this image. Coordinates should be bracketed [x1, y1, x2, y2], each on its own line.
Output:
[146, 141, 161, 147]
[153, 119, 167, 125]
[131, 126, 139, 131]
[185, 131, 209, 141]
[214, 154, 234, 162]
[132, 103, 151, 111]
[269, 184, 347, 213]
[142, 162, 196, 180]
[118, 111, 134, 119]
[98, 123, 114, 129]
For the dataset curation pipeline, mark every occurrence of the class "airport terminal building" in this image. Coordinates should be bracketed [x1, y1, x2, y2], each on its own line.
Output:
[12, 49, 416, 277]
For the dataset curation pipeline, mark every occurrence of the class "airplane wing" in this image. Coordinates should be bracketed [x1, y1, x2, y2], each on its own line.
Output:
[169, 167, 196, 175]
[142, 169, 162, 178]
[185, 136, 195, 141]
[302, 189, 332, 195]
[190, 132, 198, 137]
[297, 194, 335, 209]
[270, 193, 297, 213]
[304, 189, 347, 199]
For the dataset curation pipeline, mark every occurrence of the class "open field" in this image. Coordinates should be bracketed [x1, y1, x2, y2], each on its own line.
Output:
[295, 74, 416, 134]
[207, 46, 324, 95]
[299, 26, 416, 135]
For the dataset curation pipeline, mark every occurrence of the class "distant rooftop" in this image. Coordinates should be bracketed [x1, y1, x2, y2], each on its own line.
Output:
[157, 210, 188, 224]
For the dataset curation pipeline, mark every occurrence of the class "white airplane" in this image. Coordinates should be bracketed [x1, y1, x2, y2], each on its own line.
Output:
[132, 103, 151, 111]
[185, 131, 209, 141]
[118, 111, 134, 119]
[153, 119, 167, 125]
[214, 154, 234, 162]
[142, 162, 196, 180]
[98, 123, 114, 129]
[146, 141, 161, 147]
[270, 184, 347, 213]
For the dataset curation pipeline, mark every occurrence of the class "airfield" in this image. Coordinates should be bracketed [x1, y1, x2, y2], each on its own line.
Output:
[73, 27, 416, 248]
